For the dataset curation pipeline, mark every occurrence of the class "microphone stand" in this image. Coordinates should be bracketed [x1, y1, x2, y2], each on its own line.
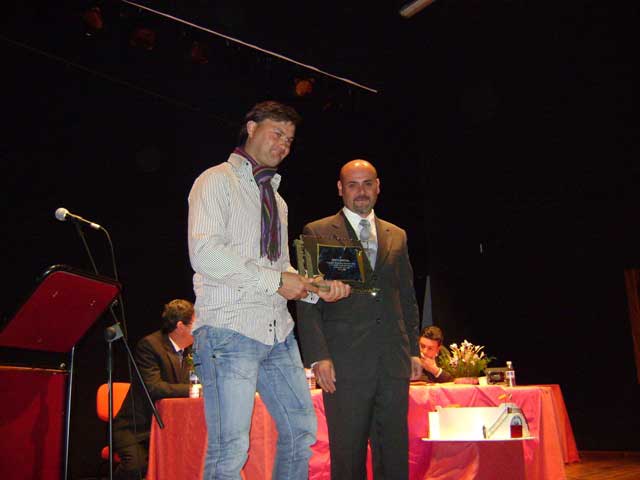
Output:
[61, 222, 100, 480]
[68, 219, 164, 480]
[74, 222, 99, 275]
[104, 324, 164, 480]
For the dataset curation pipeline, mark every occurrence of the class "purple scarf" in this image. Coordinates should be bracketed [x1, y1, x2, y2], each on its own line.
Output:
[234, 147, 281, 262]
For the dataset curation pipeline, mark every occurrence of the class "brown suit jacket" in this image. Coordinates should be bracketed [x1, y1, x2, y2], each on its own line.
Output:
[297, 211, 420, 380]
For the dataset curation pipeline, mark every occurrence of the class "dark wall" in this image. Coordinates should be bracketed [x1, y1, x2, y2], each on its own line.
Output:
[418, 0, 640, 451]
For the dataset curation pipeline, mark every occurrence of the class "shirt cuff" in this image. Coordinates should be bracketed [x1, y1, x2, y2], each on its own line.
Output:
[257, 268, 281, 295]
[300, 291, 319, 304]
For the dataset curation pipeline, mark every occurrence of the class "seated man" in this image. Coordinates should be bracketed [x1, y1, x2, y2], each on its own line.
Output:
[112, 299, 195, 479]
[418, 325, 453, 383]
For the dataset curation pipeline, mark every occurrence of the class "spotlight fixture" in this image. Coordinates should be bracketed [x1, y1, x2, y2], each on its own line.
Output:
[189, 41, 209, 65]
[399, 0, 436, 18]
[293, 77, 315, 98]
[129, 27, 156, 50]
[82, 6, 104, 35]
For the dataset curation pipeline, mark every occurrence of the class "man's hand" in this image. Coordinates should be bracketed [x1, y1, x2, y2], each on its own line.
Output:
[419, 356, 440, 376]
[312, 359, 336, 393]
[278, 272, 317, 300]
[315, 279, 351, 303]
[410, 356, 424, 381]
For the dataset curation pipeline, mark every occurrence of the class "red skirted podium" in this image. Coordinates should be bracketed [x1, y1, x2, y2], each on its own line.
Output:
[0, 265, 120, 480]
[0, 367, 68, 478]
[147, 384, 578, 480]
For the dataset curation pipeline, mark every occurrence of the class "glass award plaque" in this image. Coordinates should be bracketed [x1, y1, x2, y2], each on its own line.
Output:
[294, 235, 379, 295]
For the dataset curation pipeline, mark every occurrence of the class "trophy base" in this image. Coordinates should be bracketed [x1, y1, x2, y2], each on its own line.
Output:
[351, 287, 380, 296]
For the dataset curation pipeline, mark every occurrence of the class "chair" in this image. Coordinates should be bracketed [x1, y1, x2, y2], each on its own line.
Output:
[96, 382, 131, 464]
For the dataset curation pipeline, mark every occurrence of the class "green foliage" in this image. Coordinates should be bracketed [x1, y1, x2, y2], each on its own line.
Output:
[438, 340, 493, 378]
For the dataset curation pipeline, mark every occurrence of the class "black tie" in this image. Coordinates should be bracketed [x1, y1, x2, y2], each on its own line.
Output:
[176, 349, 184, 366]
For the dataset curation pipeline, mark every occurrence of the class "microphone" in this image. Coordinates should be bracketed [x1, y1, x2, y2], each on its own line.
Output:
[55, 207, 102, 230]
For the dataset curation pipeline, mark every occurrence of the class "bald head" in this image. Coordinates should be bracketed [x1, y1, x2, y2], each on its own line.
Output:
[339, 159, 378, 183]
[338, 159, 380, 217]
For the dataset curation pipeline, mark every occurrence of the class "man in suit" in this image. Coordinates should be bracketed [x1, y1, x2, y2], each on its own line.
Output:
[112, 299, 195, 479]
[297, 159, 423, 479]
[418, 325, 453, 383]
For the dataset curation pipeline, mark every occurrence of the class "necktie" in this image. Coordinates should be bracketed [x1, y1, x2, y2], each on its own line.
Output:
[177, 349, 184, 366]
[359, 219, 377, 269]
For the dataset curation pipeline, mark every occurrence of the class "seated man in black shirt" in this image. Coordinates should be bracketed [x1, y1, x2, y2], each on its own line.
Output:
[112, 299, 195, 479]
[418, 326, 453, 383]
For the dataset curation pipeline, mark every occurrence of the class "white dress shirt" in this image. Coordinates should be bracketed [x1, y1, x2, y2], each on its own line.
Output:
[342, 206, 377, 242]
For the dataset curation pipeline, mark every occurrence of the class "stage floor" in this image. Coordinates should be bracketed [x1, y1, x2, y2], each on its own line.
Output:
[565, 451, 640, 480]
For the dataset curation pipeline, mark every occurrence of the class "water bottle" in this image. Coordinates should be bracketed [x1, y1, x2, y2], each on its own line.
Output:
[189, 370, 202, 398]
[505, 361, 516, 387]
[305, 368, 317, 390]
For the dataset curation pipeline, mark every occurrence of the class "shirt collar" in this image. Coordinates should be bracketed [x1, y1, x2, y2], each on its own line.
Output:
[229, 152, 282, 190]
[168, 336, 181, 353]
[342, 206, 376, 239]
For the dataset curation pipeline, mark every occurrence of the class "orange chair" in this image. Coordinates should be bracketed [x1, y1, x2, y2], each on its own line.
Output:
[96, 382, 131, 463]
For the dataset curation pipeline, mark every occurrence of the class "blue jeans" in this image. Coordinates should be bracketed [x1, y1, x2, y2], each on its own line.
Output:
[193, 326, 317, 480]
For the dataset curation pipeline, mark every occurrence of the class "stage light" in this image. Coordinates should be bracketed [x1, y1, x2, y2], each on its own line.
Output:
[82, 6, 104, 35]
[294, 77, 315, 98]
[189, 41, 209, 65]
[129, 27, 156, 50]
[399, 0, 436, 18]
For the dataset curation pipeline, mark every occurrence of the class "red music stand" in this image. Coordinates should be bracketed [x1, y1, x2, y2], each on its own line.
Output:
[0, 265, 121, 480]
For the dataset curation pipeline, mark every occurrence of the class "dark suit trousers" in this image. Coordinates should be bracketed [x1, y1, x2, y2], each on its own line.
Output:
[113, 437, 148, 479]
[323, 375, 409, 480]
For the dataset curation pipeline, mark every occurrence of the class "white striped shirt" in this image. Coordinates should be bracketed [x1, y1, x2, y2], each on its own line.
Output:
[188, 152, 296, 345]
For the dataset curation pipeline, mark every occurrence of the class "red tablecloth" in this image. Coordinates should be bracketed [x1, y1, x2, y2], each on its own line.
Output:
[407, 384, 578, 480]
[147, 384, 578, 480]
[536, 384, 580, 464]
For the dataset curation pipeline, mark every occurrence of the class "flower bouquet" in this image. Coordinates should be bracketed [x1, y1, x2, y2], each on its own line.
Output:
[184, 352, 196, 373]
[439, 340, 493, 383]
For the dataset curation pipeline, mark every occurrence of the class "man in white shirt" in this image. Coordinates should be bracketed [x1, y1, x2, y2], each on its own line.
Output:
[188, 100, 350, 479]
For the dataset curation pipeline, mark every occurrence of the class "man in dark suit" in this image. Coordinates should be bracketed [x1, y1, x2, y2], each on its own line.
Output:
[297, 159, 423, 479]
[418, 325, 453, 383]
[112, 299, 195, 479]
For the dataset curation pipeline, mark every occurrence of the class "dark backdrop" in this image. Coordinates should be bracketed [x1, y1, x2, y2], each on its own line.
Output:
[2, 1, 639, 477]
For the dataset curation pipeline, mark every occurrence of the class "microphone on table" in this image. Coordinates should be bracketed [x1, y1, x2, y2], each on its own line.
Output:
[54, 207, 102, 230]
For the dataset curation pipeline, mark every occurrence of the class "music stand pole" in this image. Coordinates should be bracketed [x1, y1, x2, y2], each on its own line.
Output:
[63, 345, 75, 480]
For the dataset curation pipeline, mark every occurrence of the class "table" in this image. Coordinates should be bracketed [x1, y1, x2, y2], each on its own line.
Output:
[147, 384, 578, 480]
[408, 384, 578, 480]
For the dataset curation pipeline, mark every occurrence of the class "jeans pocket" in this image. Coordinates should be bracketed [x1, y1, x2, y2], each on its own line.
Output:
[195, 327, 259, 384]
[284, 333, 305, 370]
